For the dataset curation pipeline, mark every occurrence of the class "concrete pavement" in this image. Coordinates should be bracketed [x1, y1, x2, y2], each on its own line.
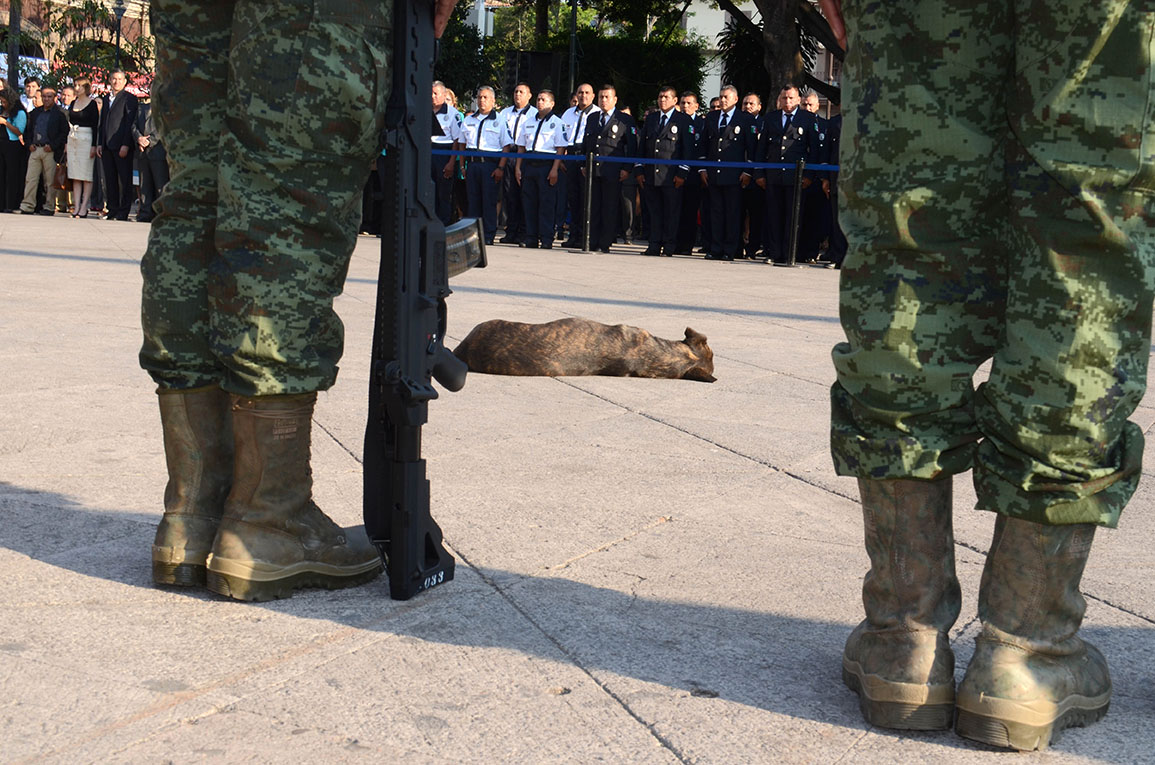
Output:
[1, 213, 1153, 763]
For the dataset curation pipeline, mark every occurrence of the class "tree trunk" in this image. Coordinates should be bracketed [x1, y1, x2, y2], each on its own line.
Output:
[754, 0, 803, 98]
[534, 0, 549, 48]
[8, 0, 20, 87]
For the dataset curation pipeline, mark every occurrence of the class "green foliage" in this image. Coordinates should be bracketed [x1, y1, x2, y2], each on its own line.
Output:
[39, 0, 154, 90]
[434, 3, 498, 105]
[716, 10, 820, 106]
[544, 26, 705, 115]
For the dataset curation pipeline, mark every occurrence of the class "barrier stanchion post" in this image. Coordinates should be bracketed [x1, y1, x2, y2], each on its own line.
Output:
[778, 158, 805, 268]
[582, 152, 594, 252]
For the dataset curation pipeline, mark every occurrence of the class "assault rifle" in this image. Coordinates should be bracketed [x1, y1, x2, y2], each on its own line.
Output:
[363, 0, 486, 600]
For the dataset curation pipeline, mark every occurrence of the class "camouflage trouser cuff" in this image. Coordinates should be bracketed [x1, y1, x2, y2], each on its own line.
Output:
[970, 422, 1144, 529]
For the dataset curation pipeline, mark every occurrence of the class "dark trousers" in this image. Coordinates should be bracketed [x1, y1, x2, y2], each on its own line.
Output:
[698, 176, 712, 250]
[563, 161, 582, 241]
[742, 184, 766, 257]
[675, 176, 701, 252]
[465, 158, 500, 243]
[643, 182, 683, 251]
[620, 178, 638, 240]
[765, 182, 797, 262]
[828, 177, 848, 265]
[589, 172, 622, 251]
[708, 183, 743, 258]
[502, 166, 525, 241]
[520, 162, 557, 246]
[430, 148, 454, 225]
[797, 181, 829, 260]
[138, 146, 170, 221]
[360, 161, 385, 235]
[0, 139, 25, 211]
[100, 145, 134, 219]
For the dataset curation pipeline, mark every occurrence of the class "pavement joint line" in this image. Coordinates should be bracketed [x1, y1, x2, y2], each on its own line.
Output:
[1083, 592, 1155, 626]
[450, 545, 694, 765]
[540, 515, 672, 572]
[313, 416, 361, 465]
[830, 729, 871, 762]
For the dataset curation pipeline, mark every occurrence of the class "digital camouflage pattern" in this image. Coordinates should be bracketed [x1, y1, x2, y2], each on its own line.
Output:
[831, 1, 1155, 526]
[140, 0, 393, 396]
[842, 478, 960, 730]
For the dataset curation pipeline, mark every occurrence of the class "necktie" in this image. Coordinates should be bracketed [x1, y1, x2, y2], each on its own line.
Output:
[720, 112, 729, 130]
[784, 111, 792, 129]
[513, 108, 526, 145]
[659, 114, 667, 132]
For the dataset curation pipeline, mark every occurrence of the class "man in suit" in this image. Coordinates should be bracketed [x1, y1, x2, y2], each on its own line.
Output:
[698, 85, 758, 261]
[675, 91, 707, 255]
[133, 97, 169, 223]
[635, 86, 694, 256]
[18, 85, 68, 216]
[740, 92, 766, 258]
[757, 83, 821, 263]
[97, 70, 139, 220]
[799, 90, 832, 262]
[582, 84, 637, 253]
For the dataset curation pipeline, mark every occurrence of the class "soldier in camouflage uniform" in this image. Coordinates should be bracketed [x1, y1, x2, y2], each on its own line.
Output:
[820, 0, 1153, 750]
[139, 0, 448, 601]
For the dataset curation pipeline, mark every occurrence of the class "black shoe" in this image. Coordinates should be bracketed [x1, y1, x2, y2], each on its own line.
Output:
[561, 239, 578, 248]
[500, 235, 520, 245]
[38, 210, 55, 216]
[524, 241, 539, 249]
[485, 239, 495, 246]
[541, 243, 553, 249]
[642, 247, 661, 256]
[599, 246, 612, 254]
[661, 248, 675, 257]
[697, 246, 709, 254]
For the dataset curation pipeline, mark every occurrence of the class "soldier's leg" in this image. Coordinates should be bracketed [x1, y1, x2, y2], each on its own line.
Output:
[957, 3, 1153, 748]
[831, 0, 1012, 729]
[204, 0, 392, 600]
[140, 1, 237, 586]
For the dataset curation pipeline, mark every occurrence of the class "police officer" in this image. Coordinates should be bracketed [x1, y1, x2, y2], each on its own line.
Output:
[698, 85, 757, 261]
[798, 90, 831, 262]
[675, 91, 706, 255]
[432, 79, 463, 225]
[757, 83, 820, 263]
[583, 84, 637, 254]
[496, 82, 536, 244]
[560, 83, 599, 247]
[635, 86, 694, 256]
[825, 108, 846, 268]
[740, 92, 766, 258]
[459, 85, 506, 245]
[515, 89, 568, 249]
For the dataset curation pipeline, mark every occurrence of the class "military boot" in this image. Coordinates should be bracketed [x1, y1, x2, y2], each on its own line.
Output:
[842, 477, 960, 730]
[153, 385, 233, 586]
[206, 393, 383, 601]
[955, 515, 1110, 750]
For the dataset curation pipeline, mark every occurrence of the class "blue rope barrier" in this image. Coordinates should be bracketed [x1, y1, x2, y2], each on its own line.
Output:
[432, 148, 839, 173]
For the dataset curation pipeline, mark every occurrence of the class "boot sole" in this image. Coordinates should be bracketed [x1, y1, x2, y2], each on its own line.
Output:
[842, 661, 954, 731]
[153, 561, 207, 587]
[955, 691, 1111, 751]
[206, 556, 384, 602]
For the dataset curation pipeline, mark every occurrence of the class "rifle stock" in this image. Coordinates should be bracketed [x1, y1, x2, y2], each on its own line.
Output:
[363, 0, 486, 600]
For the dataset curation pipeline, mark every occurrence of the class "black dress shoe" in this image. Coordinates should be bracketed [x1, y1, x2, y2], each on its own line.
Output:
[561, 239, 578, 248]
[599, 246, 612, 254]
[642, 248, 660, 256]
[38, 210, 55, 216]
[540, 243, 553, 249]
[523, 241, 539, 249]
[500, 235, 520, 244]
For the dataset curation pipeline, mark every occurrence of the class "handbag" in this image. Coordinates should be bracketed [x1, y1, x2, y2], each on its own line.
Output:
[53, 160, 68, 191]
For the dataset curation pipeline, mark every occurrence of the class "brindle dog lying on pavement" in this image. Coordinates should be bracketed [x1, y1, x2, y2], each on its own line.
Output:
[452, 318, 716, 382]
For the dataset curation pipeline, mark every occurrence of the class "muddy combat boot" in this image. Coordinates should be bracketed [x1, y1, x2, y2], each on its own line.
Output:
[955, 516, 1110, 750]
[842, 478, 960, 730]
[206, 393, 383, 601]
[153, 386, 233, 586]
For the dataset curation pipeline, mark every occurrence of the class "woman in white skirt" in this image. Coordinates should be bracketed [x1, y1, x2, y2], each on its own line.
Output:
[66, 76, 99, 217]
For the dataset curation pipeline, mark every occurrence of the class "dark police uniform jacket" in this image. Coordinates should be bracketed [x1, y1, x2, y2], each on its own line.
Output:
[582, 108, 638, 179]
[699, 108, 758, 186]
[759, 107, 822, 185]
[635, 109, 694, 186]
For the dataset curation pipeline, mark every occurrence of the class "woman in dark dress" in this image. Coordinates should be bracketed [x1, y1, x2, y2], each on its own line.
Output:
[66, 76, 99, 217]
[0, 88, 27, 212]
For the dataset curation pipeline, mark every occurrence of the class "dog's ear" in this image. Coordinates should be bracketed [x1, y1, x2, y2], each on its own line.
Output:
[683, 328, 709, 350]
[683, 366, 717, 383]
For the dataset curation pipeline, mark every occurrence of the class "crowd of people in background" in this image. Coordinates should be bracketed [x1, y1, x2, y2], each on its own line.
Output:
[362, 80, 845, 268]
[0, 73, 167, 222]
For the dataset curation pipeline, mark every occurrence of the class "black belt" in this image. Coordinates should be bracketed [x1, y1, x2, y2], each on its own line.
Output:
[471, 155, 501, 164]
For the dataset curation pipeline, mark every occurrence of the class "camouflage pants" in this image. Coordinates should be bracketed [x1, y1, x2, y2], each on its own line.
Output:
[831, 1, 1154, 527]
[139, 0, 392, 396]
